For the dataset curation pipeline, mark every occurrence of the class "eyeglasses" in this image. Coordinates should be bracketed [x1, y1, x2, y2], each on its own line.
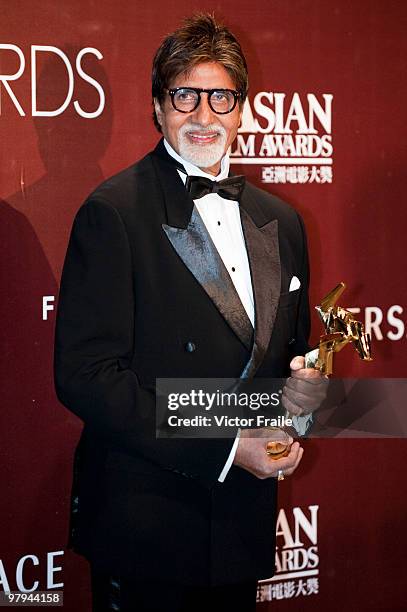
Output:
[166, 87, 242, 114]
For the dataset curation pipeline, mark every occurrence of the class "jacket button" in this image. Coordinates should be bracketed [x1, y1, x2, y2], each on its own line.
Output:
[288, 337, 296, 345]
[185, 341, 196, 353]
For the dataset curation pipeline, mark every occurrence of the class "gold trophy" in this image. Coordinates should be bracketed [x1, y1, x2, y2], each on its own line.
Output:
[305, 282, 373, 376]
[267, 282, 373, 460]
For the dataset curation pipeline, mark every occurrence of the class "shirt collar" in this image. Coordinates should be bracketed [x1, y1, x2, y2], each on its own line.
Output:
[163, 138, 230, 182]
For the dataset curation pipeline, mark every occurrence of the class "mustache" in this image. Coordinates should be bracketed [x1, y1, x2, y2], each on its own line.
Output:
[179, 123, 227, 137]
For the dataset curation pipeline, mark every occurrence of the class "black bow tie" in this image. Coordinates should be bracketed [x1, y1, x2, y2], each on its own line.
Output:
[185, 175, 246, 201]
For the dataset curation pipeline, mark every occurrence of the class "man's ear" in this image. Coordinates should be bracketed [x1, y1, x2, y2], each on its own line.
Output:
[154, 98, 163, 126]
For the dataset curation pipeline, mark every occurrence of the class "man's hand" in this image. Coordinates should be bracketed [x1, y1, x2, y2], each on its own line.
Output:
[282, 356, 329, 416]
[233, 429, 303, 480]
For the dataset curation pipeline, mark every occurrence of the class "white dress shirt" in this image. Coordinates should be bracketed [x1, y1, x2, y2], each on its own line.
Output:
[164, 140, 255, 326]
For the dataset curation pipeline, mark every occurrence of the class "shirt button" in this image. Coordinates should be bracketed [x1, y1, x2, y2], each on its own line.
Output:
[231, 267, 236, 272]
[185, 341, 196, 353]
[217, 221, 221, 226]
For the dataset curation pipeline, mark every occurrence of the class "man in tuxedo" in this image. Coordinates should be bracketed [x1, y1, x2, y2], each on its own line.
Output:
[54, 14, 327, 612]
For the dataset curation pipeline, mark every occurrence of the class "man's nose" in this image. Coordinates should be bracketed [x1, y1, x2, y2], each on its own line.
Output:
[192, 93, 215, 126]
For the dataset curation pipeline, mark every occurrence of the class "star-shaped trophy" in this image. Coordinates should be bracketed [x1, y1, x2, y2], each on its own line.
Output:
[266, 282, 373, 460]
[304, 282, 373, 375]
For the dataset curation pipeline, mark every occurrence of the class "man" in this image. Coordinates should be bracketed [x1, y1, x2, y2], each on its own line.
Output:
[54, 14, 326, 612]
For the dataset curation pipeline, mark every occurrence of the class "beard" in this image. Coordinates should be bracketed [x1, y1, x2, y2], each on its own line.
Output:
[177, 122, 227, 169]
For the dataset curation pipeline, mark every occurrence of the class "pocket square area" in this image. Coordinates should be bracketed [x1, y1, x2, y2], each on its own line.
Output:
[289, 276, 301, 291]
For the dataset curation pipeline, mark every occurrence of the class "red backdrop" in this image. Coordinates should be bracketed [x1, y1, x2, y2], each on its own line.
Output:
[1, 1, 406, 610]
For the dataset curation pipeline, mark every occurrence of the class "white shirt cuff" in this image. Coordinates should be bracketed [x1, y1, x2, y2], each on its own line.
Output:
[218, 429, 241, 483]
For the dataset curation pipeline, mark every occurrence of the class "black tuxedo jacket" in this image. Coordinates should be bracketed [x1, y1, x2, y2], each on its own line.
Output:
[54, 139, 310, 586]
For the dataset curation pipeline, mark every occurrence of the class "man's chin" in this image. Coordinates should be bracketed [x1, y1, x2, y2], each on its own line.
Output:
[178, 142, 225, 169]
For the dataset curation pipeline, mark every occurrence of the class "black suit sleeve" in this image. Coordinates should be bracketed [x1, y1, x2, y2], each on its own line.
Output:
[290, 210, 311, 358]
[54, 198, 234, 488]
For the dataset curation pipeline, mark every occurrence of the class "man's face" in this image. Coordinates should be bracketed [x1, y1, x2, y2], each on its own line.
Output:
[154, 62, 242, 176]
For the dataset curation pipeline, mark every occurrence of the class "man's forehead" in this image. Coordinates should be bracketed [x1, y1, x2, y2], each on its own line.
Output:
[170, 62, 237, 89]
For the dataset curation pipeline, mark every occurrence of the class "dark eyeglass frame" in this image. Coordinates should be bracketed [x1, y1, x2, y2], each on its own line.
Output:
[166, 87, 242, 114]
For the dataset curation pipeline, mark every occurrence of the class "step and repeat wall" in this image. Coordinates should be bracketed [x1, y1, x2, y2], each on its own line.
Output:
[1, 1, 406, 610]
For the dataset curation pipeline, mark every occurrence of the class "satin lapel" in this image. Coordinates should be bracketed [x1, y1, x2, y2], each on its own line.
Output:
[239, 199, 281, 379]
[163, 207, 253, 351]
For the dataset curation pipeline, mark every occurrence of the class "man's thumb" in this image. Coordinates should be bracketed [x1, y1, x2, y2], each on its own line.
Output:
[290, 356, 305, 370]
